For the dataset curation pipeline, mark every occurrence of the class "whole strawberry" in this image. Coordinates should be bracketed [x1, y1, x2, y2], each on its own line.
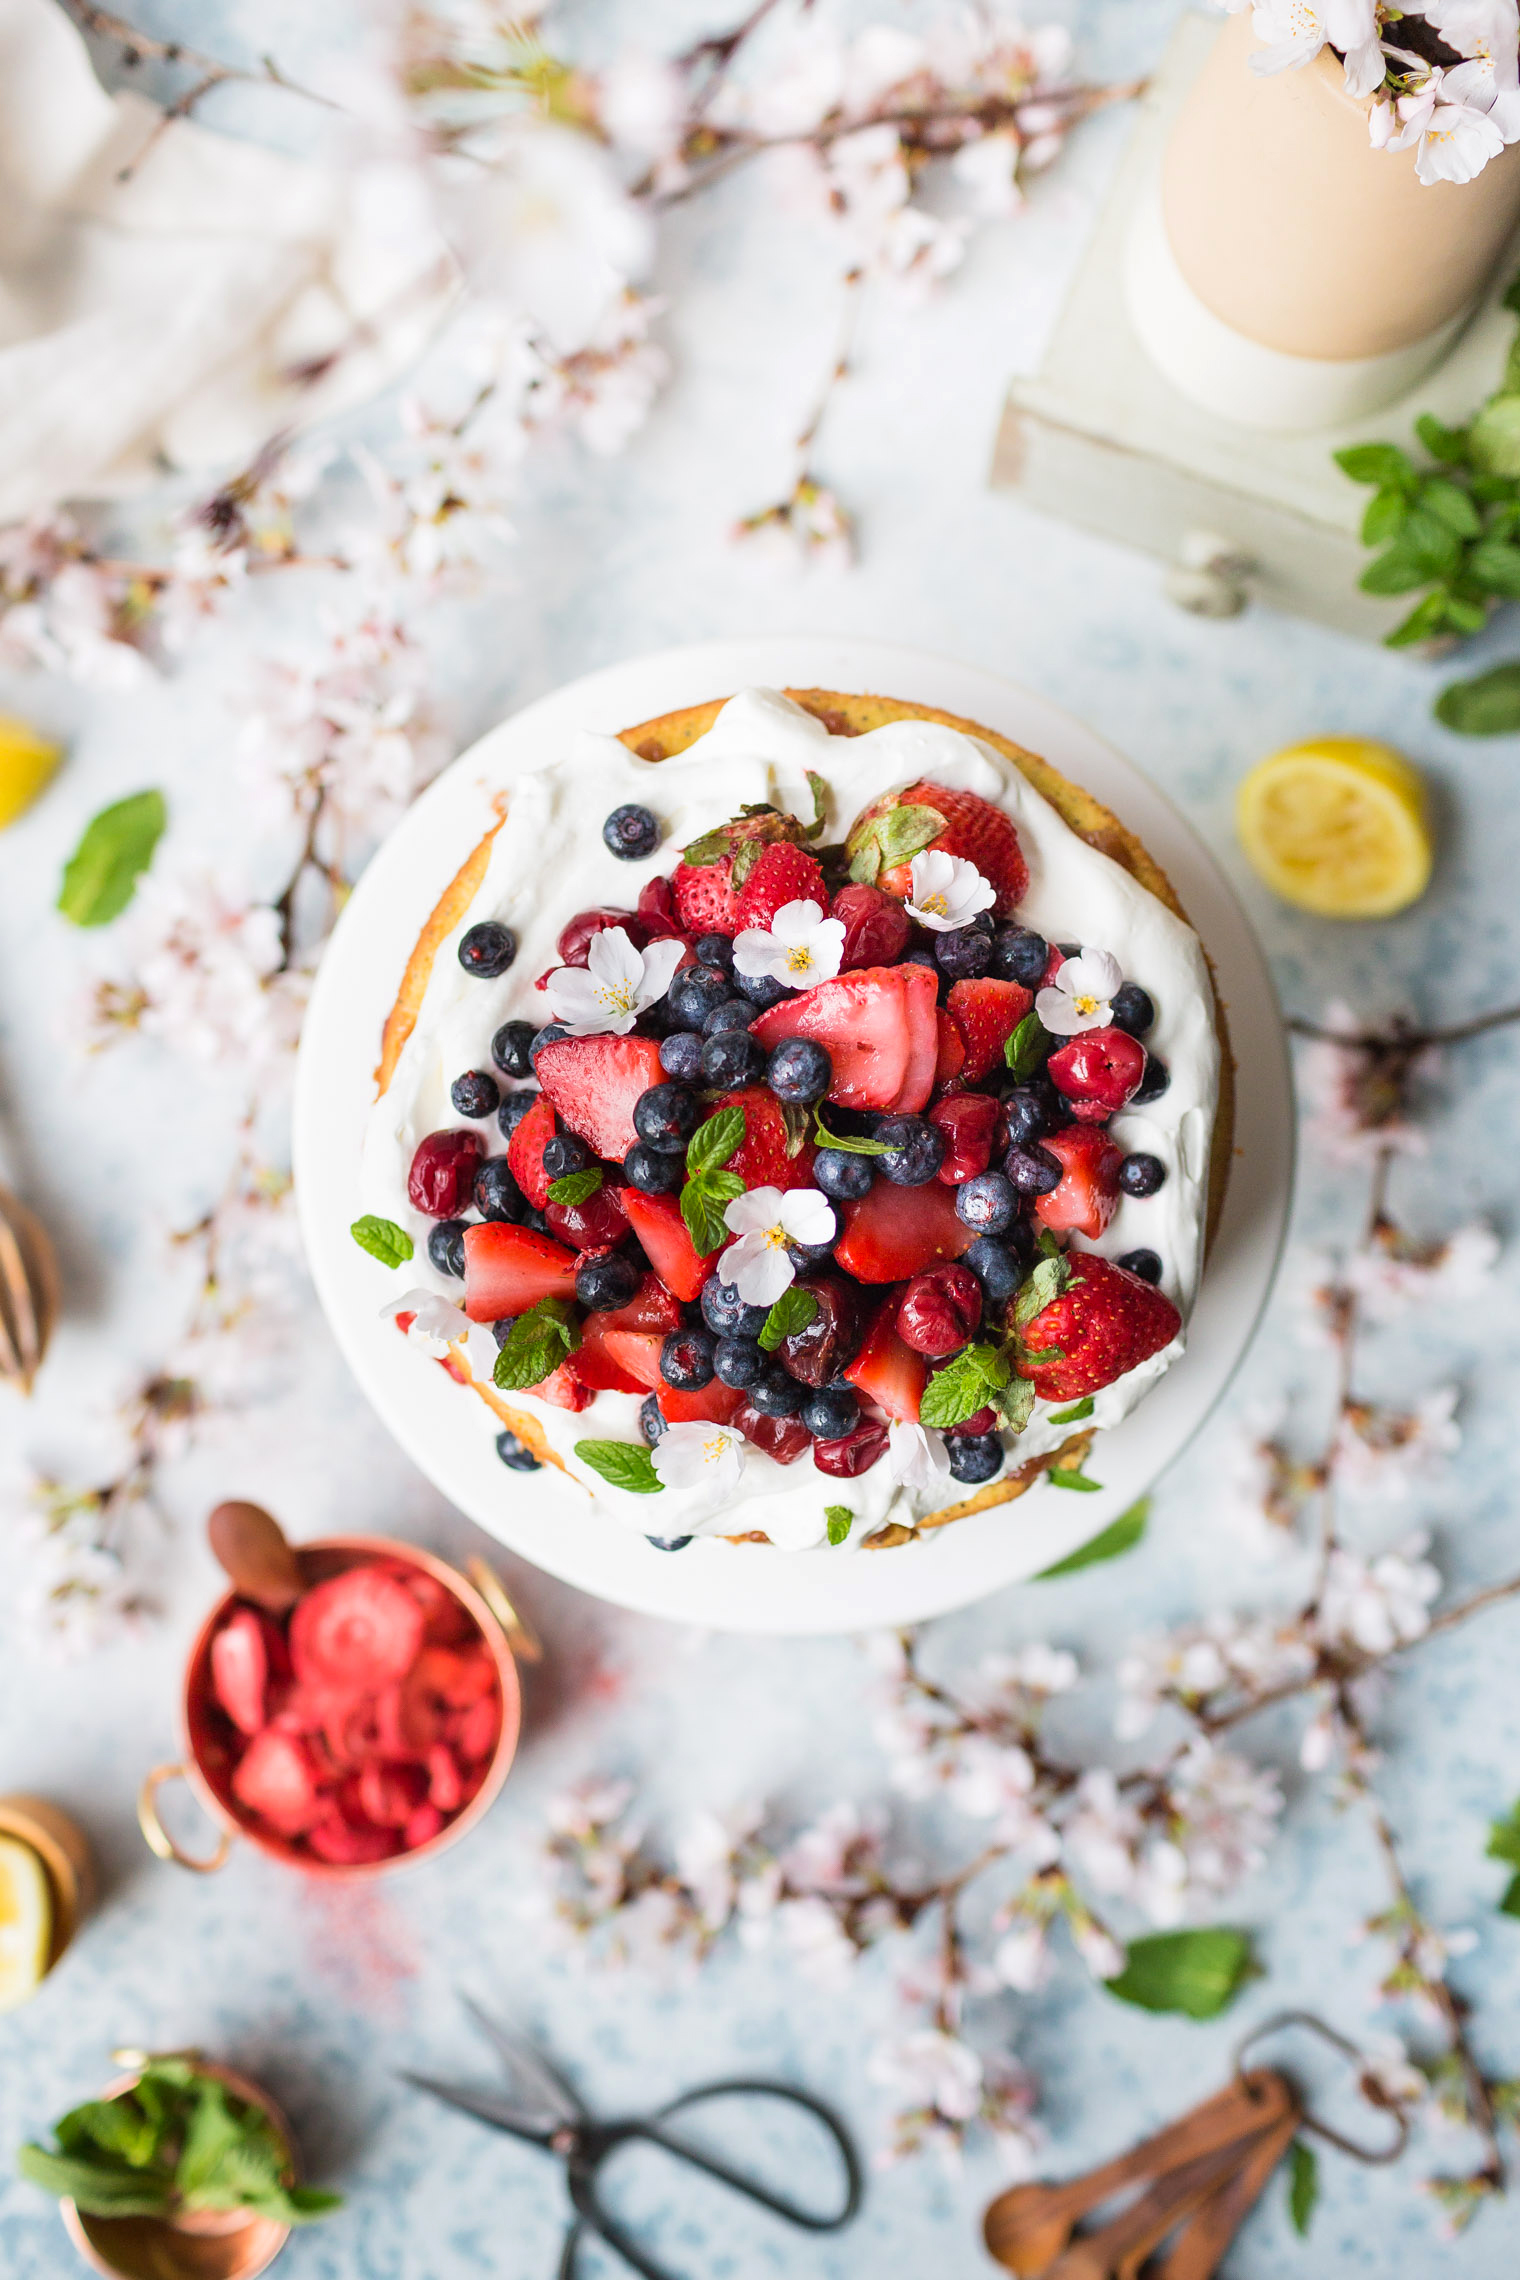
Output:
[1015, 1254, 1180, 1401]
[670, 804, 820, 939]
[735, 844, 828, 932]
[845, 781, 1029, 915]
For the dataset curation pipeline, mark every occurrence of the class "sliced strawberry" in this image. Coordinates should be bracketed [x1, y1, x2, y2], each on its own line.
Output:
[426, 1742, 465, 1813]
[210, 1607, 270, 1737]
[928, 1093, 998, 1184]
[544, 1176, 630, 1251]
[358, 1759, 428, 1828]
[451, 1694, 501, 1762]
[620, 1188, 715, 1302]
[671, 855, 742, 936]
[507, 1095, 558, 1209]
[537, 1357, 593, 1411]
[834, 1179, 976, 1283]
[1034, 1126, 1124, 1241]
[831, 882, 913, 970]
[844, 1294, 929, 1422]
[657, 1380, 744, 1426]
[232, 1728, 325, 1838]
[602, 1271, 685, 1335]
[750, 967, 911, 1111]
[597, 1328, 668, 1391]
[290, 1567, 426, 1693]
[572, 1321, 654, 1395]
[403, 1801, 446, 1850]
[1047, 1026, 1147, 1123]
[1015, 1253, 1181, 1400]
[733, 1406, 811, 1464]
[712, 1086, 816, 1191]
[535, 1034, 666, 1163]
[891, 960, 941, 1113]
[947, 978, 1033, 1084]
[848, 782, 1029, 914]
[735, 844, 828, 931]
[463, 1222, 578, 1322]
[399, 1570, 473, 1647]
[307, 1808, 400, 1866]
[934, 1010, 966, 1089]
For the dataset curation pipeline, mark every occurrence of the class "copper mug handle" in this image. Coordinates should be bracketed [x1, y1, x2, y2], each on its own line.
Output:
[137, 1763, 234, 1874]
[466, 1557, 543, 1663]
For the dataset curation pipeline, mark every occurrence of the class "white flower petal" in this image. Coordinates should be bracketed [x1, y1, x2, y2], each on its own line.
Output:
[778, 1186, 837, 1247]
[724, 1185, 786, 1237]
[771, 899, 827, 945]
[905, 849, 996, 933]
[383, 1289, 470, 1355]
[1063, 949, 1122, 1001]
[586, 924, 644, 992]
[732, 930, 791, 982]
[651, 1422, 745, 1494]
[718, 1227, 797, 1307]
[886, 1419, 950, 1490]
[545, 964, 634, 1034]
[732, 902, 845, 986]
[1034, 985, 1084, 1036]
[638, 934, 688, 1001]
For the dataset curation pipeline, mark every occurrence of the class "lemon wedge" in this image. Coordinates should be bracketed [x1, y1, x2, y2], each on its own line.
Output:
[0, 715, 62, 830]
[1235, 737, 1432, 919]
[0, 1833, 53, 2011]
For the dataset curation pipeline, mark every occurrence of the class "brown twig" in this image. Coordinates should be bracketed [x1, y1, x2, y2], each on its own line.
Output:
[1288, 1004, 1520, 1052]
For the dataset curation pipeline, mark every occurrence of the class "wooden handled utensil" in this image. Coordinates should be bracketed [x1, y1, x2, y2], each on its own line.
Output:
[1147, 2098, 1303, 2280]
[207, 1500, 304, 1613]
[0, 1184, 58, 1394]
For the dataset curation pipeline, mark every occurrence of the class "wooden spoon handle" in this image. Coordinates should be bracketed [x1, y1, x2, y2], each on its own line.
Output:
[1045, 2135, 1271, 2280]
[1148, 2108, 1302, 2280]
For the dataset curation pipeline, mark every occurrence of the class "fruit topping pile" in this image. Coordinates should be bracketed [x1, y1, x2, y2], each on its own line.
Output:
[391, 779, 1186, 1518]
[201, 1560, 501, 1864]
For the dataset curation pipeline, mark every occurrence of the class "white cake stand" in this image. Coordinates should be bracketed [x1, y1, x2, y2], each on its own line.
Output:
[293, 637, 1294, 1635]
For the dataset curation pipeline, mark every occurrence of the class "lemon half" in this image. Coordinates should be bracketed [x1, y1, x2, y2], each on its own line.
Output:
[1236, 737, 1432, 919]
[0, 716, 61, 830]
[0, 1833, 53, 2011]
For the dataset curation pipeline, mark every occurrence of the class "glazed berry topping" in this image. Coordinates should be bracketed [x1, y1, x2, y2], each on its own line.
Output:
[623, 1142, 686, 1195]
[1117, 1248, 1164, 1284]
[802, 1385, 860, 1440]
[700, 1030, 767, 1088]
[875, 1115, 946, 1186]
[408, 1130, 484, 1218]
[933, 924, 993, 981]
[946, 1434, 1004, 1485]
[746, 1363, 806, 1417]
[529, 1022, 569, 1070]
[660, 1327, 717, 1390]
[1110, 982, 1155, 1037]
[954, 1170, 1017, 1234]
[700, 1279, 769, 1338]
[694, 931, 735, 972]
[1004, 1143, 1063, 1196]
[458, 921, 517, 977]
[428, 1220, 468, 1278]
[957, 1406, 998, 1435]
[1047, 1027, 1147, 1122]
[603, 804, 660, 861]
[963, 1235, 1032, 1309]
[659, 1031, 704, 1081]
[990, 925, 1048, 988]
[632, 1082, 701, 1154]
[1132, 1054, 1171, 1105]
[575, 1253, 642, 1312]
[831, 882, 912, 970]
[767, 1036, 832, 1104]
[703, 998, 755, 1037]
[1000, 1079, 1057, 1147]
[492, 1020, 537, 1079]
[814, 1148, 874, 1202]
[668, 966, 732, 1030]
[639, 1393, 667, 1446]
[541, 1133, 591, 1180]
[496, 1430, 541, 1472]
[897, 1263, 982, 1357]
[812, 1420, 889, 1478]
[714, 1336, 764, 1388]
[777, 1281, 864, 1387]
[1119, 1152, 1167, 1197]
[732, 966, 792, 1009]
[474, 1157, 526, 1224]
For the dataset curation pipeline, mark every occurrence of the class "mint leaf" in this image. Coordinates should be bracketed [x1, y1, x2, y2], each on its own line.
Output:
[574, 1440, 663, 1493]
[1047, 1395, 1095, 1424]
[493, 1298, 580, 1391]
[546, 1167, 603, 1207]
[57, 789, 167, 926]
[1419, 476, 1481, 538]
[876, 803, 944, 867]
[1416, 412, 1470, 465]
[1105, 1927, 1255, 2020]
[825, 1505, 852, 1546]
[1486, 1801, 1520, 1868]
[804, 770, 830, 839]
[1288, 2139, 1319, 2237]
[1467, 537, 1520, 597]
[994, 1378, 1035, 1435]
[759, 1286, 819, 1351]
[1334, 441, 1416, 490]
[1435, 661, 1520, 734]
[920, 1342, 1010, 1430]
[350, 1215, 413, 1269]
[16, 2145, 174, 2217]
[1005, 1010, 1051, 1080]
[1361, 487, 1408, 548]
[813, 1111, 893, 1156]
[1036, 1498, 1149, 1578]
[1012, 1252, 1070, 1329]
[687, 1105, 745, 1176]
[681, 1168, 743, 1257]
[1049, 1466, 1102, 1492]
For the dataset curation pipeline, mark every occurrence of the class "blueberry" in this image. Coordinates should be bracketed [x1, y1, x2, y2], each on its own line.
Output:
[1004, 1143, 1062, 1196]
[497, 1088, 539, 1140]
[814, 1148, 873, 1201]
[659, 1031, 705, 1083]
[623, 1142, 686, 1195]
[660, 1327, 717, 1390]
[747, 1363, 805, 1417]
[474, 1157, 525, 1223]
[668, 965, 732, 1030]
[802, 1384, 859, 1440]
[491, 1020, 536, 1079]
[1111, 982, 1155, 1037]
[521, 1207, 551, 1236]
[603, 803, 660, 861]
[1000, 1080, 1057, 1147]
[648, 1535, 694, 1551]
[490, 1315, 518, 1348]
[934, 925, 992, 981]
[495, 1429, 541, 1472]
[714, 1336, 764, 1389]
[1119, 1152, 1167, 1197]
[700, 1030, 767, 1088]
[542, 1133, 591, 1180]
[964, 1237, 1027, 1309]
[733, 967, 791, 1009]
[640, 1393, 668, 1446]
[695, 932, 735, 972]
[458, 922, 517, 978]
[955, 1171, 1016, 1234]
[786, 1238, 836, 1271]
[1132, 1055, 1170, 1105]
[529, 1022, 568, 1070]
[1118, 1248, 1163, 1285]
[875, 1115, 945, 1186]
[450, 1069, 500, 1120]
[633, 1082, 701, 1154]
[946, 1433, 1004, 1485]
[576, 1253, 641, 1312]
[700, 1279, 769, 1338]
[703, 997, 755, 1037]
[428, 1219, 468, 1278]
[767, 1036, 832, 1105]
[991, 925, 1048, 988]
[903, 945, 951, 1003]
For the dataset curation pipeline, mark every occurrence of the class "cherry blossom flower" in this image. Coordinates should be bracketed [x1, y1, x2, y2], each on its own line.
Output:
[732, 898, 845, 987]
[1334, 1385, 1461, 1497]
[1036, 948, 1123, 1036]
[1388, 61, 1509, 180]
[884, 1418, 951, 1491]
[648, 1420, 745, 1495]
[1158, 1738, 1284, 1915]
[1237, 0, 1387, 100]
[89, 873, 303, 1068]
[1297, 1002, 1433, 1163]
[545, 926, 686, 1035]
[1317, 1535, 1442, 1655]
[992, 1920, 1052, 1992]
[383, 1290, 471, 1355]
[522, 291, 671, 457]
[905, 850, 996, 933]
[718, 1185, 836, 1307]
[1344, 1218, 1499, 1321]
[734, 477, 854, 571]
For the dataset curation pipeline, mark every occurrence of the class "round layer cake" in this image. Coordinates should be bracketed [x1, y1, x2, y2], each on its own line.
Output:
[358, 687, 1231, 1553]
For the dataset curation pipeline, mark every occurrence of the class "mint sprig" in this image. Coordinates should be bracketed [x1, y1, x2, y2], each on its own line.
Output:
[1049, 1465, 1103, 1493]
[1005, 1010, 1051, 1080]
[350, 1215, 413, 1269]
[812, 1110, 893, 1157]
[920, 1341, 1011, 1430]
[1012, 1252, 1071, 1331]
[681, 1105, 746, 1257]
[574, 1440, 664, 1494]
[824, 1505, 853, 1546]
[1047, 1395, 1095, 1424]
[758, 1287, 819, 1351]
[547, 1167, 603, 1207]
[493, 1297, 580, 1391]
[57, 789, 167, 927]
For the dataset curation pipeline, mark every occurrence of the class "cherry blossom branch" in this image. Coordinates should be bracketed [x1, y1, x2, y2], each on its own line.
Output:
[1288, 1003, 1520, 1051]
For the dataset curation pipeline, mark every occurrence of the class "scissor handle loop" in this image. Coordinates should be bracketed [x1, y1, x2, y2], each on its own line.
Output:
[1233, 2010, 1409, 2165]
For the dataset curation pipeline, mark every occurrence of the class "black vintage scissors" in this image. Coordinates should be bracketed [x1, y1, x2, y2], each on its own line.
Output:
[401, 1995, 863, 2279]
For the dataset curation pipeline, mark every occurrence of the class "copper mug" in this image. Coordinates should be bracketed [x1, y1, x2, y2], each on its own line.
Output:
[138, 1539, 532, 1878]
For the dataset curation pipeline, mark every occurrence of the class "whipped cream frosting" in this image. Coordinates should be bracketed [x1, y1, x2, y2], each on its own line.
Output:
[361, 691, 1221, 1551]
